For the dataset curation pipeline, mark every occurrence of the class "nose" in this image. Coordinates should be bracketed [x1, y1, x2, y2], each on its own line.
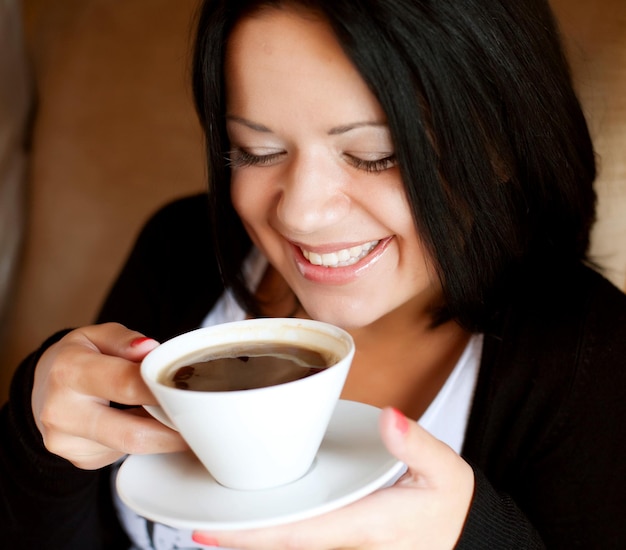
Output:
[275, 151, 350, 235]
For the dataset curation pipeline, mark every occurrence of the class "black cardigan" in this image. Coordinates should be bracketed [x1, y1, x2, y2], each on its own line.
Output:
[2, 194, 626, 549]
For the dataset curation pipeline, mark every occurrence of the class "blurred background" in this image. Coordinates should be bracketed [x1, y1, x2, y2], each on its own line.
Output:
[1, 0, 625, 403]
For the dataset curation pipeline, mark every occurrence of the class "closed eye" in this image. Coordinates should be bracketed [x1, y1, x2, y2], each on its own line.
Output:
[226, 148, 285, 168]
[344, 154, 397, 174]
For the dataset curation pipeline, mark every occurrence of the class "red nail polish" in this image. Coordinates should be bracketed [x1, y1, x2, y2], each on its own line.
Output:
[392, 407, 409, 434]
[130, 336, 152, 347]
[192, 533, 219, 546]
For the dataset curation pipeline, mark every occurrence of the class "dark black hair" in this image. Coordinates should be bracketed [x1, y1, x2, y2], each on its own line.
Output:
[192, 0, 596, 332]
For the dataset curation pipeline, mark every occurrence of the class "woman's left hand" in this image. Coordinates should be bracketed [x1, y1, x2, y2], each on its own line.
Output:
[192, 407, 474, 550]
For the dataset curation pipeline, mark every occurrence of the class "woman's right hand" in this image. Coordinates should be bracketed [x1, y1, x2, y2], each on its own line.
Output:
[32, 322, 188, 470]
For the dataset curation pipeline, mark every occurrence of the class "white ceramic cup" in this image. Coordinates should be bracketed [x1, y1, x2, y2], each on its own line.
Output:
[141, 318, 355, 490]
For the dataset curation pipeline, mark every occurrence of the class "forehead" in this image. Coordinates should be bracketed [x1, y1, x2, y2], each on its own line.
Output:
[225, 7, 343, 80]
[227, 4, 330, 52]
[224, 6, 386, 124]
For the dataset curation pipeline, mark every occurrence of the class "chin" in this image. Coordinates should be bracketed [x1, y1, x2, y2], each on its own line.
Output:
[301, 300, 383, 331]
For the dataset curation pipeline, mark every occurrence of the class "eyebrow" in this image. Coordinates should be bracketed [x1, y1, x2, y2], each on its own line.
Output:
[327, 121, 388, 135]
[226, 115, 272, 133]
[226, 115, 388, 135]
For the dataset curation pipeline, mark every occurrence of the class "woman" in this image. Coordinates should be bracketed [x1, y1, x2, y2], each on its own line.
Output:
[2, 0, 625, 548]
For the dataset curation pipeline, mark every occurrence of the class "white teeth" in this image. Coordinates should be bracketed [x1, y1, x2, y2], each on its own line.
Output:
[337, 249, 351, 262]
[301, 240, 379, 268]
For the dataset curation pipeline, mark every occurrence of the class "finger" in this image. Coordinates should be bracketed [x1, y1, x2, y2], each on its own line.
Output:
[379, 407, 467, 486]
[46, 351, 157, 406]
[42, 341, 158, 406]
[68, 322, 160, 361]
[193, 498, 371, 550]
[379, 407, 474, 547]
[45, 432, 129, 470]
[44, 403, 189, 470]
[192, 482, 413, 550]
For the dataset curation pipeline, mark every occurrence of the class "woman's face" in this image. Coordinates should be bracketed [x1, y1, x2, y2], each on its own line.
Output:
[225, 7, 438, 329]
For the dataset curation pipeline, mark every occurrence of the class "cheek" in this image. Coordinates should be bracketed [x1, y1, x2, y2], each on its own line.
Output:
[230, 177, 282, 258]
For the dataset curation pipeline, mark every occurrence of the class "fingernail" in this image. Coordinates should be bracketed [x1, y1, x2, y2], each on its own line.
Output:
[131, 336, 153, 347]
[392, 407, 409, 434]
[192, 533, 220, 547]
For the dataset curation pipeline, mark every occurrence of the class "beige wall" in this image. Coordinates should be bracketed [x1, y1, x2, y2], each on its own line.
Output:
[0, 0, 205, 402]
[1, 1, 625, 403]
[551, 0, 626, 287]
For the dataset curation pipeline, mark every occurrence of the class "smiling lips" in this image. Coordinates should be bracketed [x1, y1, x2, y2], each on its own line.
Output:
[299, 240, 380, 268]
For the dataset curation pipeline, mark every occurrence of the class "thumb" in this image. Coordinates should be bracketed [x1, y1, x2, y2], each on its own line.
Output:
[379, 408, 475, 547]
[379, 407, 464, 485]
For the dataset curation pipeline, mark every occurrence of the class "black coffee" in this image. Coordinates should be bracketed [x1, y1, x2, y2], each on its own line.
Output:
[160, 342, 337, 391]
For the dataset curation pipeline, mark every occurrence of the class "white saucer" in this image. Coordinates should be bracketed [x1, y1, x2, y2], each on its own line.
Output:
[116, 400, 406, 530]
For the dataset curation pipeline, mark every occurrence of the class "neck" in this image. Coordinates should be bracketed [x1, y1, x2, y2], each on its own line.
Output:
[343, 303, 472, 419]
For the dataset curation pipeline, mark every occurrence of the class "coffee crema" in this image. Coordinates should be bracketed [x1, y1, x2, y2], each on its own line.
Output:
[159, 342, 338, 391]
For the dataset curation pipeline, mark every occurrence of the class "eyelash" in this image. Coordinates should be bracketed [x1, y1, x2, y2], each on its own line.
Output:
[345, 154, 397, 174]
[227, 148, 397, 174]
[226, 149, 284, 168]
